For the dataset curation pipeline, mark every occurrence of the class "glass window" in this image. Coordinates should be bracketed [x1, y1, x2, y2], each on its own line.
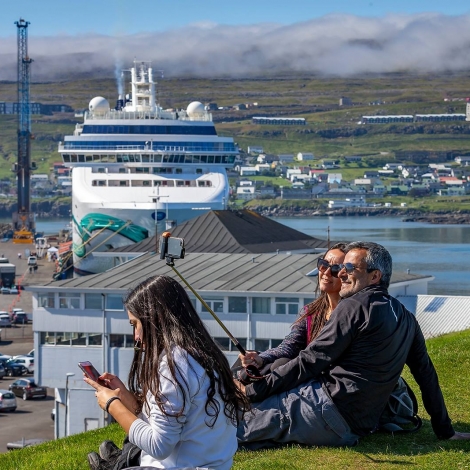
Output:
[58, 293, 80, 309]
[88, 334, 102, 346]
[254, 339, 270, 351]
[56, 333, 70, 346]
[71, 333, 86, 346]
[110, 334, 125, 347]
[40, 332, 56, 345]
[85, 294, 102, 309]
[39, 293, 55, 308]
[214, 337, 247, 352]
[252, 297, 270, 314]
[228, 297, 247, 313]
[275, 297, 299, 315]
[106, 295, 124, 310]
[303, 298, 314, 306]
[202, 298, 224, 313]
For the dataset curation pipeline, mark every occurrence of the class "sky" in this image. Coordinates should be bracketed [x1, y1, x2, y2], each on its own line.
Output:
[1, 0, 470, 80]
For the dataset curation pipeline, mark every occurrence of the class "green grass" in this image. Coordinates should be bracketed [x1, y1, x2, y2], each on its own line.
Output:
[1, 330, 470, 469]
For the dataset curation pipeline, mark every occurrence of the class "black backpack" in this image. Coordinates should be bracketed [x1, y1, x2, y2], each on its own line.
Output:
[378, 377, 423, 433]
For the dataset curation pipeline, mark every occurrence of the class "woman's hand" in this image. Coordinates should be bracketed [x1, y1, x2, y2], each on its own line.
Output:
[83, 375, 120, 411]
[240, 351, 263, 369]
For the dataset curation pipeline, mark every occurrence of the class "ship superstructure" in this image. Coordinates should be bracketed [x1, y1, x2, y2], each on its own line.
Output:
[59, 61, 237, 275]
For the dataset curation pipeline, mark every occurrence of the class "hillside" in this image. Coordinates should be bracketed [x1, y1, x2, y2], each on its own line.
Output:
[1, 72, 470, 180]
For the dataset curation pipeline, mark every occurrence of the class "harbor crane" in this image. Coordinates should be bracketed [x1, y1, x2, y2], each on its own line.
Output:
[13, 18, 36, 244]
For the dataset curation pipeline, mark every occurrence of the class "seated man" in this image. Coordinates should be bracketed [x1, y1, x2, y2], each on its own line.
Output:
[237, 241, 470, 449]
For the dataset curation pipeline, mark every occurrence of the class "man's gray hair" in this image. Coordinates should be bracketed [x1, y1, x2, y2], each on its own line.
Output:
[344, 241, 392, 288]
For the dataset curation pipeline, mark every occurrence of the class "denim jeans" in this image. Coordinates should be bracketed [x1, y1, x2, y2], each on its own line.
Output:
[237, 380, 359, 450]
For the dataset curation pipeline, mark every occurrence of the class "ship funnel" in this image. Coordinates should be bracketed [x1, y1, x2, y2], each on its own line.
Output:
[115, 95, 124, 111]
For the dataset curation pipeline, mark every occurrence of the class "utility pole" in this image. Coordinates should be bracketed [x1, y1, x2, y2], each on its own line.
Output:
[13, 18, 35, 235]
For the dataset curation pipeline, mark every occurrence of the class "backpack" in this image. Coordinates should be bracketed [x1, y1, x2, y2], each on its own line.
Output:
[378, 377, 423, 433]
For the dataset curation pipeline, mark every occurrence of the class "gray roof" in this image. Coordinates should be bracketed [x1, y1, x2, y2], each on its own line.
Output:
[109, 210, 332, 254]
[31, 252, 432, 295]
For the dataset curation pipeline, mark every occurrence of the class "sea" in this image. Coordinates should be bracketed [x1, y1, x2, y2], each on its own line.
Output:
[2, 216, 468, 296]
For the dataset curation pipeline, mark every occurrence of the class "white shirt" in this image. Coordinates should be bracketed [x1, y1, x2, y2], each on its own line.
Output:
[129, 346, 237, 469]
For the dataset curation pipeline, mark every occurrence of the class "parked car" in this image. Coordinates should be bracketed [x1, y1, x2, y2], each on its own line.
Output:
[9, 356, 34, 374]
[0, 352, 12, 360]
[0, 363, 5, 379]
[12, 312, 28, 325]
[0, 390, 17, 412]
[9, 286, 19, 295]
[9, 378, 47, 400]
[0, 314, 12, 328]
[0, 359, 27, 377]
[0, 286, 10, 294]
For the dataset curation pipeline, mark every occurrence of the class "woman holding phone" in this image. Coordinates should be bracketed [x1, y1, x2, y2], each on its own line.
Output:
[84, 274, 250, 470]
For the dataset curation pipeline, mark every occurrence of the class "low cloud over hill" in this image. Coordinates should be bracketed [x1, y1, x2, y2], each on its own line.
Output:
[1, 13, 470, 81]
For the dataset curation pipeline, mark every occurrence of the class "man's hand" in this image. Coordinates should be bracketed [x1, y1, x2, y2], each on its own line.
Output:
[449, 431, 470, 440]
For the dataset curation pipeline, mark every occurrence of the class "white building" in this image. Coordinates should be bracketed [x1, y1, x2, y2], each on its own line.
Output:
[297, 152, 314, 161]
[27, 251, 435, 439]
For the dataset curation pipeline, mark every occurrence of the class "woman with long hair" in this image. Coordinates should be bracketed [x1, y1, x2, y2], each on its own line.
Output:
[85, 274, 250, 470]
[240, 243, 346, 373]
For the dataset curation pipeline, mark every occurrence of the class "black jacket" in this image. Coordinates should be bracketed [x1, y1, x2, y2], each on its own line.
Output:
[245, 285, 454, 438]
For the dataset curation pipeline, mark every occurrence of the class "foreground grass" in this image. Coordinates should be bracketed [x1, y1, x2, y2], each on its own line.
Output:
[1, 331, 470, 469]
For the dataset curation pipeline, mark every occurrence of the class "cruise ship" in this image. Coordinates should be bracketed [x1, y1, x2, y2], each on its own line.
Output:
[59, 61, 237, 275]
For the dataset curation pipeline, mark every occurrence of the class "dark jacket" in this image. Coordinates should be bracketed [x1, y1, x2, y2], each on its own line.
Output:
[245, 285, 454, 438]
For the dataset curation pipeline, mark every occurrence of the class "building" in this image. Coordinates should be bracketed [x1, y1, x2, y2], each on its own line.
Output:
[252, 117, 306, 125]
[27, 250, 434, 439]
[297, 152, 314, 161]
[248, 146, 264, 154]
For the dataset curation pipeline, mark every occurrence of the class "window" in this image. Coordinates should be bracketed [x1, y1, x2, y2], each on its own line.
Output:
[214, 337, 247, 352]
[40, 332, 103, 346]
[39, 293, 55, 308]
[303, 298, 314, 306]
[228, 297, 247, 313]
[252, 297, 270, 314]
[255, 339, 282, 351]
[110, 335, 125, 347]
[58, 293, 80, 309]
[106, 295, 124, 310]
[85, 294, 102, 309]
[202, 298, 224, 313]
[275, 297, 299, 315]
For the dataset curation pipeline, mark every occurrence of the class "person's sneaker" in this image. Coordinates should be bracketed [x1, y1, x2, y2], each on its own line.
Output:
[87, 451, 104, 470]
[99, 440, 121, 461]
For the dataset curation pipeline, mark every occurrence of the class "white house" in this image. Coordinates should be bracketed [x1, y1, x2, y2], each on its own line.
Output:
[239, 166, 258, 176]
[297, 152, 314, 161]
[248, 146, 264, 154]
[236, 186, 257, 200]
[327, 173, 342, 184]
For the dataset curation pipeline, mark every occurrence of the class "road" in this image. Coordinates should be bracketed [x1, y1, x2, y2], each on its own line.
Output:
[0, 324, 55, 453]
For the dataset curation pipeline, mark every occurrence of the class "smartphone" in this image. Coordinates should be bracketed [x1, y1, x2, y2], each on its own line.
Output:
[78, 361, 109, 388]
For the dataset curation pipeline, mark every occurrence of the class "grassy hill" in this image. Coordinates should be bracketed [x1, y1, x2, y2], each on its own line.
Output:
[1, 71, 470, 181]
[1, 329, 470, 470]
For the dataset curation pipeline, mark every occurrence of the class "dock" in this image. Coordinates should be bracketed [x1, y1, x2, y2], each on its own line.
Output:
[0, 238, 58, 313]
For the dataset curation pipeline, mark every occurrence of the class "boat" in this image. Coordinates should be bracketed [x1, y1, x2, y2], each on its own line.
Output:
[59, 61, 237, 275]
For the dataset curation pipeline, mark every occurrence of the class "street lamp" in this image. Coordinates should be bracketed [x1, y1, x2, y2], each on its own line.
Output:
[64, 372, 75, 437]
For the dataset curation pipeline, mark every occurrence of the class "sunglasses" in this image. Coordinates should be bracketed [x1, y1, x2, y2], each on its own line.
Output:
[317, 258, 342, 277]
[337, 263, 377, 274]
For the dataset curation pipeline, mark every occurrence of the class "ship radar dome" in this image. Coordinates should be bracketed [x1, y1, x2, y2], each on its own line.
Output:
[89, 96, 110, 115]
[187, 101, 205, 117]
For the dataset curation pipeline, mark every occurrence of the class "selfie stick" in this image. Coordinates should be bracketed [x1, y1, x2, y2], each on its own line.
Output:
[159, 232, 247, 356]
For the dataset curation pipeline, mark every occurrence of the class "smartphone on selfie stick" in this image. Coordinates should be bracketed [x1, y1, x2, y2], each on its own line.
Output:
[159, 232, 264, 383]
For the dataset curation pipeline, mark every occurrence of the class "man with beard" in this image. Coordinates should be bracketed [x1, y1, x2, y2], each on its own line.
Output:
[236, 241, 470, 449]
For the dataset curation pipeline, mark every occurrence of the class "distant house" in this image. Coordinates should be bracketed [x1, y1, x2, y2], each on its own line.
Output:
[455, 156, 470, 166]
[236, 186, 257, 200]
[339, 97, 352, 106]
[278, 154, 294, 163]
[297, 152, 314, 161]
[252, 117, 306, 125]
[322, 160, 337, 170]
[327, 173, 342, 184]
[344, 156, 362, 163]
[248, 146, 264, 154]
[239, 167, 257, 176]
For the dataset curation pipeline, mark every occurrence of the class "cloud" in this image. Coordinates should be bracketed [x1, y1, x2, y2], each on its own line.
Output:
[1, 13, 470, 81]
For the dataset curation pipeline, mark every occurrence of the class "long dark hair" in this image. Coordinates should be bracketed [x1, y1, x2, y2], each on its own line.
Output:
[295, 242, 346, 342]
[123, 274, 250, 426]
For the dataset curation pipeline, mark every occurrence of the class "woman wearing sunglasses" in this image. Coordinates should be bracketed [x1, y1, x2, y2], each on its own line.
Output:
[240, 242, 346, 374]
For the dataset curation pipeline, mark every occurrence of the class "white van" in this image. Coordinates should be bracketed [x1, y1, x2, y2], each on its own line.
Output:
[27, 256, 37, 267]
